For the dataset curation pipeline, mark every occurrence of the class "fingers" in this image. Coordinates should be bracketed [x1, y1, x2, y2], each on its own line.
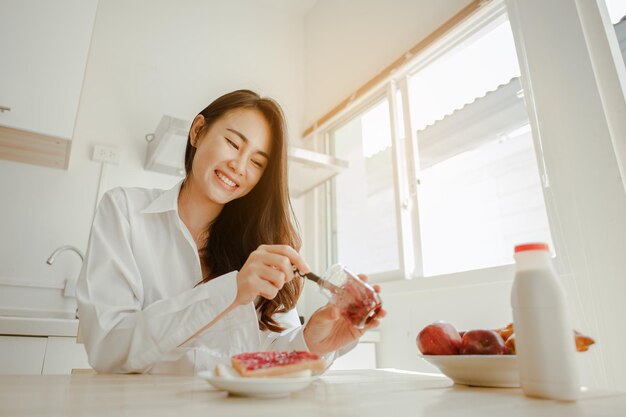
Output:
[236, 266, 282, 302]
[245, 262, 286, 300]
[256, 264, 286, 289]
[258, 252, 293, 284]
[362, 308, 386, 329]
[257, 278, 280, 300]
[363, 319, 380, 329]
[259, 244, 310, 275]
[236, 245, 310, 306]
[325, 302, 385, 328]
[356, 274, 382, 295]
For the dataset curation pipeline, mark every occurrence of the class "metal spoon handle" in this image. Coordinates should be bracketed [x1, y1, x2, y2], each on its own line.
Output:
[293, 267, 343, 295]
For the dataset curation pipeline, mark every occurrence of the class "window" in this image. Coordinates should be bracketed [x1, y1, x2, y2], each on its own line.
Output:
[416, 124, 553, 276]
[325, 8, 555, 279]
[330, 98, 401, 276]
[408, 18, 554, 276]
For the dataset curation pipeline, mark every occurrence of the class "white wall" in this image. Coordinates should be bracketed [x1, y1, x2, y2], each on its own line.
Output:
[0, 0, 308, 297]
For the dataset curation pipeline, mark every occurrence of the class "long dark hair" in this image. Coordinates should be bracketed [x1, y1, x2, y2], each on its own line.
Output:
[183, 90, 302, 332]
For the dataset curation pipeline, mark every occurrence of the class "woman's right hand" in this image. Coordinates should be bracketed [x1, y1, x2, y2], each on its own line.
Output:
[232, 244, 310, 307]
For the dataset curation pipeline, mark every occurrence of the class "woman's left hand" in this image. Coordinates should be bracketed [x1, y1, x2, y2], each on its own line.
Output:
[303, 274, 386, 356]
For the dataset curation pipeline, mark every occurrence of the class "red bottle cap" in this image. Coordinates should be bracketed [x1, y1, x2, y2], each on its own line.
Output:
[514, 243, 549, 253]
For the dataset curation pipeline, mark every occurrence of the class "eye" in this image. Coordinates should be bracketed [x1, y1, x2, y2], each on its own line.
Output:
[225, 137, 239, 150]
[251, 160, 264, 169]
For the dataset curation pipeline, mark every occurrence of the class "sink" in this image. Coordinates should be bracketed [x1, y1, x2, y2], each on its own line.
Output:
[0, 278, 78, 336]
[0, 278, 76, 313]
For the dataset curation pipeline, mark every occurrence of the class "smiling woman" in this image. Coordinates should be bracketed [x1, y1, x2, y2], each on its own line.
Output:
[179, 91, 301, 332]
[75, 89, 385, 375]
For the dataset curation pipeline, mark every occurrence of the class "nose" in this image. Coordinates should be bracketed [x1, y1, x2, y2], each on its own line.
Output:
[227, 157, 245, 176]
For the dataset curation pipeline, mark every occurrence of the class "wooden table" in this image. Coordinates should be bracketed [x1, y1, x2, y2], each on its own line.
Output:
[1, 369, 624, 416]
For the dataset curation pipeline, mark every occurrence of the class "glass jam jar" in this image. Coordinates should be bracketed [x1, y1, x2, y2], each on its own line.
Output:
[318, 264, 382, 329]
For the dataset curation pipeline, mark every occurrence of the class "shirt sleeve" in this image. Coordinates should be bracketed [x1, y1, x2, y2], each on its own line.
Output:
[76, 188, 251, 374]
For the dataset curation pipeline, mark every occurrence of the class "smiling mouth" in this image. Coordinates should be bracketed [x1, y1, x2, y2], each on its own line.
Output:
[215, 170, 239, 189]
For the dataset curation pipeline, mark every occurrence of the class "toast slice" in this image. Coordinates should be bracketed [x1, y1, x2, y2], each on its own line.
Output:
[231, 351, 325, 378]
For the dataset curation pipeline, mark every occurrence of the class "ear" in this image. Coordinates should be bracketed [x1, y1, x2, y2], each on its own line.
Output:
[189, 115, 206, 147]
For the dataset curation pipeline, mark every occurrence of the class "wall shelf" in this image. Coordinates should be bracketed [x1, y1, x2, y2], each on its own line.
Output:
[287, 147, 348, 198]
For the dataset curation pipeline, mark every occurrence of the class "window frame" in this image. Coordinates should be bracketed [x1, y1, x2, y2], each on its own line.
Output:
[326, 91, 408, 282]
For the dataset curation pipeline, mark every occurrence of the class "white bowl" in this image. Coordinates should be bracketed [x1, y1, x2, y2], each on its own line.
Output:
[420, 354, 519, 388]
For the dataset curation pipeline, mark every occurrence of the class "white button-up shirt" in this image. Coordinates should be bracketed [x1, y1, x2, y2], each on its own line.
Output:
[77, 181, 334, 375]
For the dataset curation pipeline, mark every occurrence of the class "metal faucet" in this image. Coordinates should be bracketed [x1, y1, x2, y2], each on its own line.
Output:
[46, 246, 85, 315]
[46, 245, 85, 265]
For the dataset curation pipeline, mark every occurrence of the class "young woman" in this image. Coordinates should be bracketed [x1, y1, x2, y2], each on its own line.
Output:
[77, 90, 385, 375]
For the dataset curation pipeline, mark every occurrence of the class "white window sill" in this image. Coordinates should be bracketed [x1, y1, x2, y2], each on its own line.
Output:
[379, 264, 515, 294]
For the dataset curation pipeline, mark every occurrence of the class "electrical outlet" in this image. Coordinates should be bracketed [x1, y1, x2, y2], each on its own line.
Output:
[92, 144, 121, 165]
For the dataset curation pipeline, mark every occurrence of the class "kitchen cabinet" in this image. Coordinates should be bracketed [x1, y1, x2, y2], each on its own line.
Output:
[0, 0, 98, 168]
[0, 336, 47, 374]
[329, 342, 377, 370]
[0, 335, 90, 375]
[41, 337, 91, 374]
[330, 331, 380, 370]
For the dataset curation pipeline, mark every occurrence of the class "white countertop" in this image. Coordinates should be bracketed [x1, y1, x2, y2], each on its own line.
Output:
[0, 316, 78, 337]
[1, 369, 624, 416]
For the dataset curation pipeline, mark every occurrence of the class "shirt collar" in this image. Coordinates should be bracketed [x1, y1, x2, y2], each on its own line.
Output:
[140, 180, 184, 214]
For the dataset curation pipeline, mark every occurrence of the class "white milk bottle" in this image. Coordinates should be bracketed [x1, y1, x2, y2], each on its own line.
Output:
[511, 242, 580, 401]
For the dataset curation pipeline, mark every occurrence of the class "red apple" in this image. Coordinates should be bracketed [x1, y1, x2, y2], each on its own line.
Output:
[417, 321, 462, 355]
[460, 329, 508, 355]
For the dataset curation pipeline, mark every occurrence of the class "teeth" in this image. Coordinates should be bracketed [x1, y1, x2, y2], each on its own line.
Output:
[217, 171, 236, 187]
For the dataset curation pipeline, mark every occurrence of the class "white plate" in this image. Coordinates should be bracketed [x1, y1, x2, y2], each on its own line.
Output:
[198, 370, 319, 398]
[420, 354, 519, 388]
